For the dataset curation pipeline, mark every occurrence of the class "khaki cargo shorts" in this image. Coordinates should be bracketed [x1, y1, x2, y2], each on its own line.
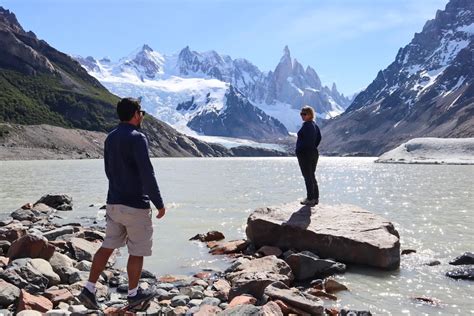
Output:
[102, 204, 153, 256]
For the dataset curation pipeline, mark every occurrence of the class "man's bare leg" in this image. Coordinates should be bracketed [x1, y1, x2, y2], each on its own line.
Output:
[127, 255, 144, 291]
[88, 247, 115, 283]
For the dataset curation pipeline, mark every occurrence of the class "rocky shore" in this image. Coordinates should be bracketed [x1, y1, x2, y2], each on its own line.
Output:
[0, 195, 471, 315]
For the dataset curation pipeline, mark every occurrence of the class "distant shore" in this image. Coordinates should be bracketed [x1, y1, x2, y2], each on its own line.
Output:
[0, 123, 290, 160]
[375, 137, 474, 165]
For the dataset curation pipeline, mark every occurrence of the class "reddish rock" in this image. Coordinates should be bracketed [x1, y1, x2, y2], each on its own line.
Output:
[21, 203, 33, 210]
[44, 288, 73, 306]
[17, 289, 53, 313]
[0, 225, 27, 243]
[260, 301, 284, 316]
[209, 239, 249, 255]
[274, 299, 309, 315]
[213, 279, 231, 295]
[325, 307, 340, 316]
[324, 279, 348, 294]
[104, 306, 135, 315]
[0, 256, 9, 267]
[307, 289, 337, 300]
[7, 234, 55, 262]
[158, 275, 179, 283]
[194, 304, 222, 315]
[228, 295, 257, 308]
[257, 245, 283, 257]
[194, 272, 212, 279]
[49, 240, 69, 252]
[190, 231, 225, 242]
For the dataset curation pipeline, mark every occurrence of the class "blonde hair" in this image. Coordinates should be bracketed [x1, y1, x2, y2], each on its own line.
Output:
[301, 105, 315, 120]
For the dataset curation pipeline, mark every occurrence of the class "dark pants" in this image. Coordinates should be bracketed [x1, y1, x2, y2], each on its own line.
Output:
[297, 152, 319, 200]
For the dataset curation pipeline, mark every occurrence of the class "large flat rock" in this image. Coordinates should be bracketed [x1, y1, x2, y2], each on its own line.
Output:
[246, 202, 400, 270]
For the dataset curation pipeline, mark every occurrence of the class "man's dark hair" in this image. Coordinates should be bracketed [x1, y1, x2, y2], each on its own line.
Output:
[117, 98, 141, 121]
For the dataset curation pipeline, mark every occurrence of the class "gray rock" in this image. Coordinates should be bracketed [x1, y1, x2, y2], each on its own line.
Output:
[200, 297, 221, 306]
[156, 282, 175, 291]
[68, 304, 88, 313]
[171, 295, 190, 307]
[35, 194, 73, 211]
[264, 281, 324, 315]
[0, 309, 12, 316]
[180, 286, 204, 299]
[56, 266, 80, 284]
[227, 256, 293, 299]
[446, 267, 474, 280]
[285, 252, 346, 280]
[68, 270, 89, 284]
[140, 269, 156, 279]
[108, 275, 127, 288]
[49, 252, 75, 274]
[17, 311, 42, 316]
[10, 208, 41, 222]
[188, 299, 202, 307]
[117, 283, 128, 293]
[75, 260, 92, 271]
[45, 310, 72, 316]
[28, 258, 61, 285]
[449, 252, 474, 265]
[43, 227, 75, 241]
[217, 304, 261, 315]
[0, 279, 20, 306]
[156, 288, 172, 300]
[246, 202, 400, 269]
[70, 238, 100, 261]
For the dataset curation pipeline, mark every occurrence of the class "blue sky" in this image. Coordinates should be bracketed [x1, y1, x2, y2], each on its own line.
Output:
[2, 0, 448, 95]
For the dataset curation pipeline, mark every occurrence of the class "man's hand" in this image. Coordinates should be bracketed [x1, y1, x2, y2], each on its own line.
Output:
[156, 207, 166, 219]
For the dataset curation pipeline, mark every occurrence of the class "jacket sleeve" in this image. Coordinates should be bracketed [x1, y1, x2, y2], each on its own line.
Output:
[315, 125, 322, 148]
[132, 134, 165, 209]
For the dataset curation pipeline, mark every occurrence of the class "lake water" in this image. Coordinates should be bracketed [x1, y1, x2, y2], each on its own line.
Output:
[0, 157, 472, 315]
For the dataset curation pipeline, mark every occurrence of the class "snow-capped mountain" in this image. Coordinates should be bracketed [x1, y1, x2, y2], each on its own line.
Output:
[76, 45, 348, 138]
[321, 0, 474, 156]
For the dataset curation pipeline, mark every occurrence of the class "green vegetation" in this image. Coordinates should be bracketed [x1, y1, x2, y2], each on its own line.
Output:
[0, 68, 120, 132]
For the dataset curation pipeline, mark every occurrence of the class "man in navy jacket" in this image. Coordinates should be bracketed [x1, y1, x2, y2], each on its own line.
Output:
[79, 98, 165, 310]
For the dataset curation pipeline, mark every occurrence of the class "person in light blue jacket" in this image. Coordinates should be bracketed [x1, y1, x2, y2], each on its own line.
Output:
[296, 105, 322, 206]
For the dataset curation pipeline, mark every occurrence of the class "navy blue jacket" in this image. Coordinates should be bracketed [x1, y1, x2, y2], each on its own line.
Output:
[295, 121, 322, 155]
[104, 123, 164, 210]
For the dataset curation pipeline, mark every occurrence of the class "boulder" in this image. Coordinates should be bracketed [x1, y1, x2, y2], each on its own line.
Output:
[0, 241, 11, 254]
[75, 260, 92, 272]
[17, 311, 43, 316]
[307, 289, 338, 300]
[170, 295, 190, 307]
[43, 227, 75, 241]
[323, 279, 348, 293]
[260, 301, 284, 316]
[212, 279, 231, 300]
[285, 251, 346, 280]
[28, 258, 61, 285]
[0, 279, 20, 306]
[227, 295, 257, 308]
[17, 289, 53, 313]
[257, 246, 283, 257]
[246, 202, 400, 269]
[190, 231, 225, 242]
[49, 252, 75, 274]
[0, 225, 27, 243]
[218, 304, 261, 315]
[449, 252, 474, 265]
[209, 240, 249, 255]
[446, 267, 474, 281]
[69, 238, 99, 261]
[10, 209, 41, 222]
[44, 288, 74, 307]
[264, 281, 324, 315]
[193, 304, 222, 316]
[35, 195, 73, 211]
[226, 256, 293, 299]
[7, 234, 55, 262]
